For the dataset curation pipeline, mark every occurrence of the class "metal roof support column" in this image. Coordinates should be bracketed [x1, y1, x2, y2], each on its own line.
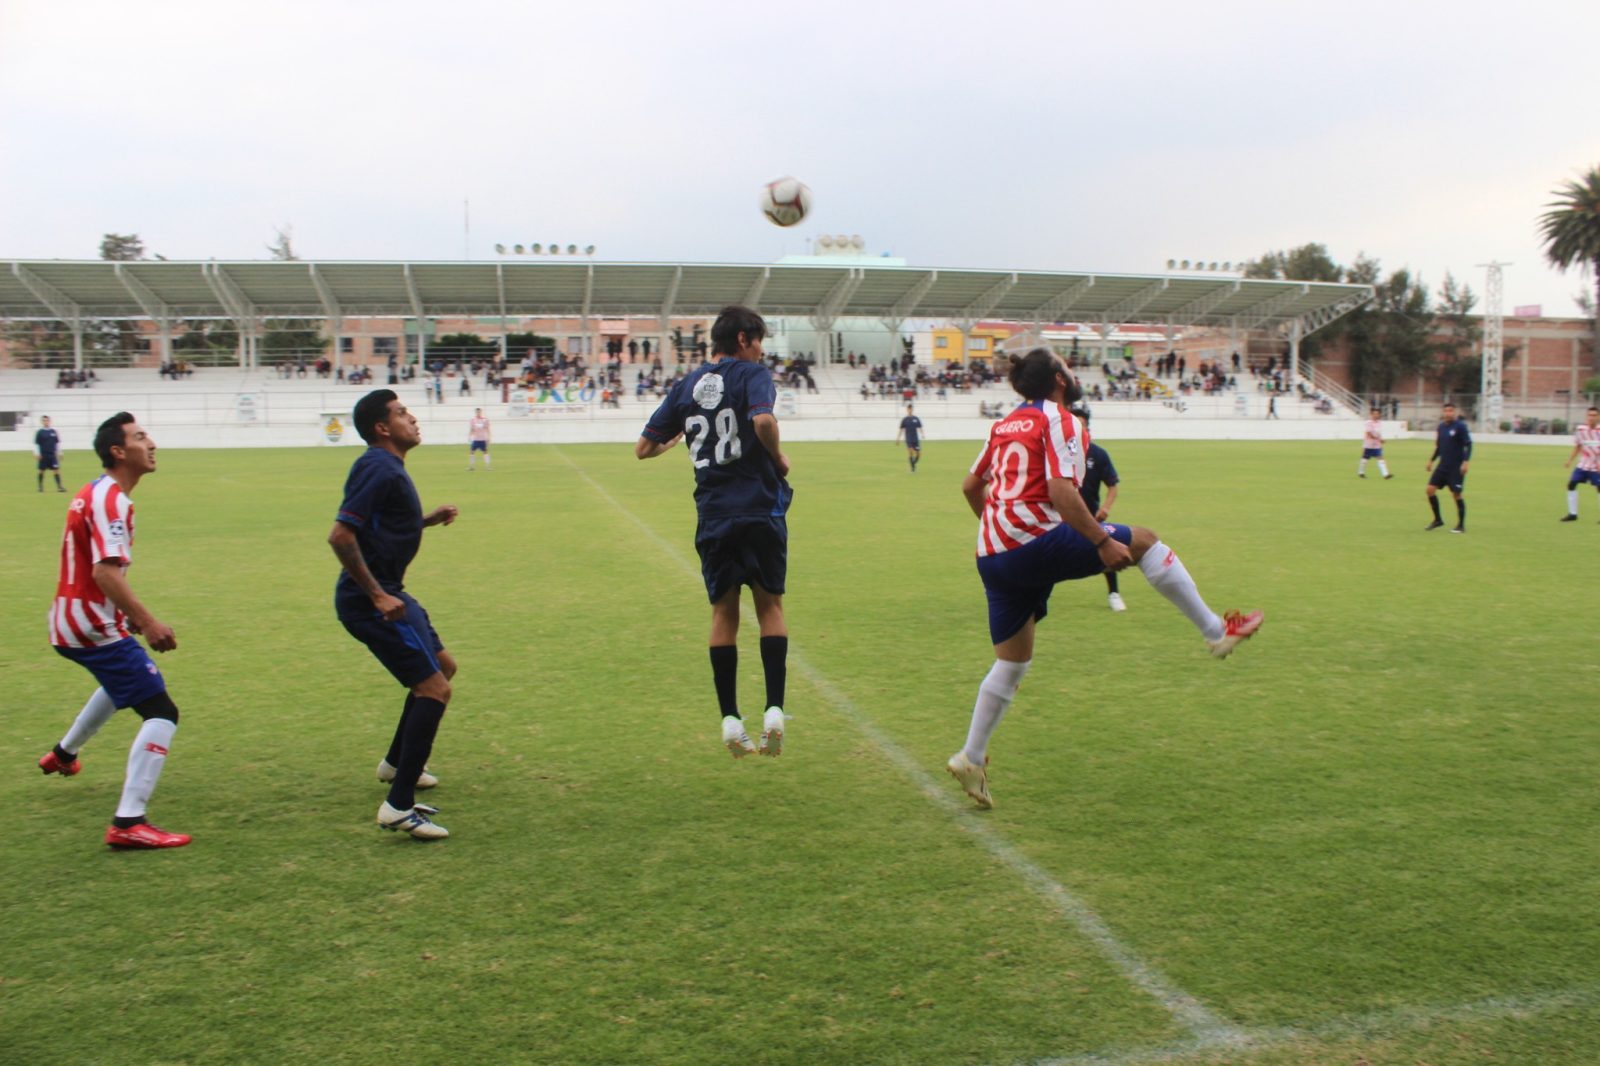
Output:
[581, 263, 595, 368]
[809, 268, 864, 335]
[1027, 275, 1095, 326]
[742, 266, 770, 311]
[659, 266, 682, 335]
[308, 264, 343, 374]
[114, 264, 174, 367]
[203, 264, 259, 370]
[12, 263, 86, 370]
[496, 262, 509, 361]
[403, 264, 427, 368]
[879, 270, 937, 364]
[952, 272, 1018, 333]
[1097, 278, 1170, 338]
[1288, 321, 1302, 403]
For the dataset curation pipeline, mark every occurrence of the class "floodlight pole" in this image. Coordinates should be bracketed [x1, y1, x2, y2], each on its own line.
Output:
[1477, 261, 1509, 432]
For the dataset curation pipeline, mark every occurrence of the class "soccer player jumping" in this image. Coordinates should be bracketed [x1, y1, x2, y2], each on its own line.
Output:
[39, 413, 190, 848]
[330, 390, 461, 840]
[636, 305, 793, 758]
[946, 349, 1262, 809]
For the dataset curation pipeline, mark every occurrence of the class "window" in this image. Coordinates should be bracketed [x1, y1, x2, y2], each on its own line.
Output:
[935, 336, 948, 349]
[372, 337, 398, 357]
[339, 337, 354, 354]
[405, 336, 419, 356]
[967, 336, 989, 352]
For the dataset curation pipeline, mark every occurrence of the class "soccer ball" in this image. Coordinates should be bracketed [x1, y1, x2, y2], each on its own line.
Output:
[760, 176, 812, 227]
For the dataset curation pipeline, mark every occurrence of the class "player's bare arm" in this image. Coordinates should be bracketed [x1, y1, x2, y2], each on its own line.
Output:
[752, 413, 789, 478]
[961, 471, 988, 517]
[423, 505, 458, 527]
[1048, 477, 1132, 571]
[634, 432, 681, 460]
[1097, 483, 1119, 523]
[91, 561, 175, 651]
[328, 522, 405, 621]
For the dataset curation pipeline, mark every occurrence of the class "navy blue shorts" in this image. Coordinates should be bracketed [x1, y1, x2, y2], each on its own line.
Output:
[337, 591, 445, 687]
[54, 638, 166, 708]
[1428, 467, 1466, 493]
[38, 456, 59, 471]
[976, 523, 1134, 644]
[1361, 447, 1383, 459]
[1569, 469, 1600, 489]
[695, 515, 788, 603]
[470, 440, 488, 452]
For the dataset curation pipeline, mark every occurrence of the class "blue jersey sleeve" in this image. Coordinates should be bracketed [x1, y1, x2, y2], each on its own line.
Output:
[746, 366, 775, 418]
[336, 455, 390, 529]
[641, 387, 683, 443]
[1100, 451, 1119, 486]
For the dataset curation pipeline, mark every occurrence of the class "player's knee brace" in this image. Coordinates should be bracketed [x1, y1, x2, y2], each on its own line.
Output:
[132, 691, 179, 724]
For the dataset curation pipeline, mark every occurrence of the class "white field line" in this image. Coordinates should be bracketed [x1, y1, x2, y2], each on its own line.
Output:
[556, 448, 1248, 1048]
[1033, 982, 1600, 1065]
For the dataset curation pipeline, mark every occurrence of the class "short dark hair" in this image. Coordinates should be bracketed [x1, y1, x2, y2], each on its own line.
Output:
[1069, 401, 1091, 425]
[353, 389, 399, 443]
[710, 305, 767, 356]
[1007, 347, 1061, 400]
[1589, 406, 1599, 414]
[94, 412, 136, 468]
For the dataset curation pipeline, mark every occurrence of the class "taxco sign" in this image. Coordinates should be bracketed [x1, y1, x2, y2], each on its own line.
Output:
[508, 385, 597, 417]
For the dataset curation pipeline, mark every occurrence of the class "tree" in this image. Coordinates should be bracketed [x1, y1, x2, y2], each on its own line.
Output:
[1342, 260, 1435, 397]
[1243, 243, 1343, 283]
[1431, 272, 1488, 398]
[99, 233, 146, 262]
[1538, 165, 1600, 370]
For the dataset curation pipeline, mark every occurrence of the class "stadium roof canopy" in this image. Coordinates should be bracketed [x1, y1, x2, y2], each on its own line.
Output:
[2, 259, 1371, 338]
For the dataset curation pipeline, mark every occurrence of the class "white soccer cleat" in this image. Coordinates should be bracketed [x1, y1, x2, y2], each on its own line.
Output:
[1207, 609, 1264, 659]
[377, 801, 449, 840]
[1107, 592, 1127, 612]
[722, 716, 757, 759]
[377, 759, 438, 790]
[946, 751, 993, 809]
[759, 707, 786, 757]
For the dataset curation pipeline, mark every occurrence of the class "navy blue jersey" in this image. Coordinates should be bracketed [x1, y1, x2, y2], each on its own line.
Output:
[35, 427, 60, 458]
[641, 358, 790, 519]
[334, 447, 423, 595]
[1078, 443, 1119, 512]
[1431, 419, 1473, 469]
[900, 415, 923, 447]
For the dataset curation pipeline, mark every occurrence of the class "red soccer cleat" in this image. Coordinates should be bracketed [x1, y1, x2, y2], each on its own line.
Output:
[1208, 609, 1264, 659]
[105, 822, 192, 849]
[39, 750, 81, 776]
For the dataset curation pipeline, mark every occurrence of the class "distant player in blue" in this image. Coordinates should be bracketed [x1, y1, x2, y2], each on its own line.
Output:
[1071, 404, 1124, 611]
[35, 415, 64, 492]
[637, 305, 793, 759]
[1425, 401, 1472, 533]
[896, 404, 924, 472]
[329, 389, 460, 840]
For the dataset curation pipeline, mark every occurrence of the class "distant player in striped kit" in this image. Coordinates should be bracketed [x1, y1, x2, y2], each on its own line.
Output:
[467, 408, 491, 470]
[945, 349, 1262, 810]
[1560, 405, 1600, 522]
[37, 412, 191, 849]
[1358, 406, 1392, 479]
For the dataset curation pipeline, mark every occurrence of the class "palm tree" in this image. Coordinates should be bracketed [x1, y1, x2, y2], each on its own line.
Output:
[1539, 166, 1600, 370]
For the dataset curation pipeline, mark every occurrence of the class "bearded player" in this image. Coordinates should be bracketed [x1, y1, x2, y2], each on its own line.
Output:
[946, 349, 1263, 809]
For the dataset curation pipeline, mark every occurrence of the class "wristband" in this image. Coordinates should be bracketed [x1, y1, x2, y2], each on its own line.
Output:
[1093, 535, 1110, 549]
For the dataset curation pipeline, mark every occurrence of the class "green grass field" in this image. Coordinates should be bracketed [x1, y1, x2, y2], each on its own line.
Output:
[3, 437, 1598, 1065]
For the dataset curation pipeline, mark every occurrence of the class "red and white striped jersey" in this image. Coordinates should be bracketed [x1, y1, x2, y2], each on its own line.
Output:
[49, 475, 134, 648]
[1575, 424, 1600, 472]
[968, 400, 1088, 556]
[468, 416, 490, 442]
[1363, 419, 1384, 448]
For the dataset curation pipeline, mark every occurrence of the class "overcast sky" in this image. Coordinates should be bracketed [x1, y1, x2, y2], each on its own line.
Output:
[2, 0, 1597, 316]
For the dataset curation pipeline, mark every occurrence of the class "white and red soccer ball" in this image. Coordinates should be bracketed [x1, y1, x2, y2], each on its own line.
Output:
[760, 176, 812, 227]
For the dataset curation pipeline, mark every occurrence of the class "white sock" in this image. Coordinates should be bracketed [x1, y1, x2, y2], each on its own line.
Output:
[962, 659, 1030, 763]
[61, 687, 119, 754]
[116, 718, 176, 820]
[484, 453, 491, 468]
[1138, 541, 1224, 642]
[1378, 459, 1390, 476]
[1569, 489, 1579, 515]
[1358, 458, 1367, 474]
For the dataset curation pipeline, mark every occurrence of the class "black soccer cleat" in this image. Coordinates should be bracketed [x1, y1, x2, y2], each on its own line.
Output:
[1560, 514, 1578, 522]
[1425, 520, 1445, 531]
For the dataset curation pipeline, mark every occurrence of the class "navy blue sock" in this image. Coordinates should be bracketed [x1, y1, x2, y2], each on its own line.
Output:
[710, 645, 739, 719]
[385, 694, 415, 768]
[759, 636, 787, 710]
[386, 697, 445, 810]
